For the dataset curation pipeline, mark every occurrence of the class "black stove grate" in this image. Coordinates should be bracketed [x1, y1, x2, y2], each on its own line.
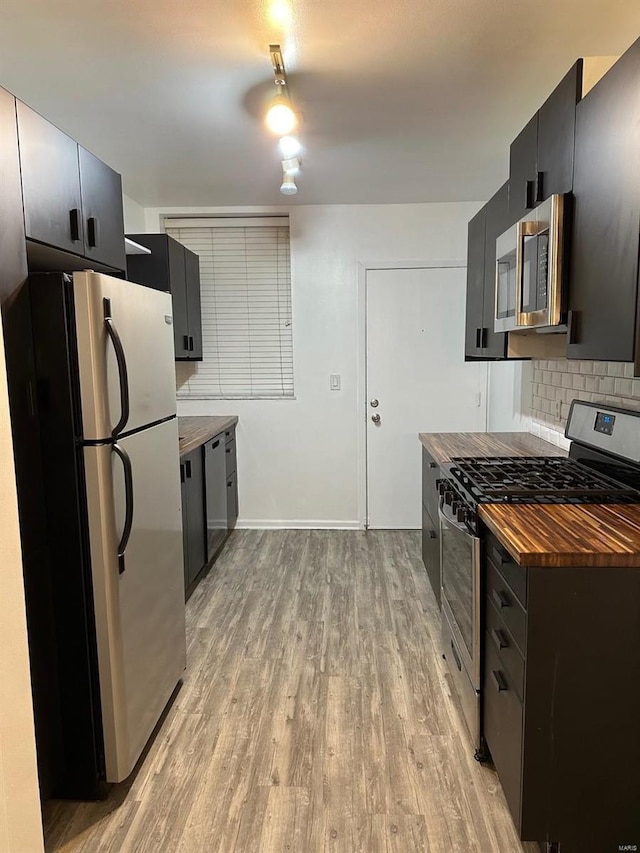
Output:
[448, 456, 640, 505]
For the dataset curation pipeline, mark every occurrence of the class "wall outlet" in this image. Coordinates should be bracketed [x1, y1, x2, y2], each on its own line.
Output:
[551, 399, 561, 420]
[330, 374, 341, 391]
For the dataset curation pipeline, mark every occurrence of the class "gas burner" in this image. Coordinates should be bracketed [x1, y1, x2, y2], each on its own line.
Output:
[447, 456, 640, 506]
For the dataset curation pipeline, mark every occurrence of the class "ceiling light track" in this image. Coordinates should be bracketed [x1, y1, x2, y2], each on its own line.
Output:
[266, 44, 304, 195]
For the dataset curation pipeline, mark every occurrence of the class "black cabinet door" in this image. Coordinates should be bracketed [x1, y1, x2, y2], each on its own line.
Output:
[508, 114, 538, 223]
[17, 100, 84, 254]
[204, 435, 227, 560]
[537, 61, 582, 201]
[0, 87, 27, 302]
[126, 233, 171, 292]
[184, 248, 203, 360]
[168, 239, 190, 359]
[568, 38, 640, 363]
[78, 147, 125, 271]
[482, 182, 509, 359]
[421, 504, 440, 607]
[184, 448, 206, 587]
[464, 206, 486, 358]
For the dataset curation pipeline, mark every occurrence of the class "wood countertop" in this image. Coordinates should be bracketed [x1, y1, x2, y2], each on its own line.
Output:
[480, 503, 640, 568]
[178, 415, 238, 457]
[418, 431, 566, 465]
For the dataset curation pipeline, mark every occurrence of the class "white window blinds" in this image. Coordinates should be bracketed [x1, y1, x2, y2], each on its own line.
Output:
[165, 218, 293, 399]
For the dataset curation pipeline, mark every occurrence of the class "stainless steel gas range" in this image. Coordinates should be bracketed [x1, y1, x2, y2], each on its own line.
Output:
[437, 400, 640, 760]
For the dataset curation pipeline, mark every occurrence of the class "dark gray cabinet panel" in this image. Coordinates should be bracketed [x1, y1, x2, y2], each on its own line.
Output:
[226, 471, 238, 533]
[508, 114, 538, 223]
[568, 37, 640, 365]
[0, 87, 27, 302]
[17, 100, 84, 254]
[481, 182, 510, 359]
[464, 207, 486, 359]
[537, 61, 582, 201]
[78, 147, 125, 271]
[126, 233, 202, 361]
[421, 447, 441, 606]
[205, 435, 227, 561]
[180, 448, 206, 591]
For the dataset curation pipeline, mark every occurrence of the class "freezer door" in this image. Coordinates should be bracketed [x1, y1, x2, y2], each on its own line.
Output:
[83, 418, 186, 782]
[73, 271, 177, 440]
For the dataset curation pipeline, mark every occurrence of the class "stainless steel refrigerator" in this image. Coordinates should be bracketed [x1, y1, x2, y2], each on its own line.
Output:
[27, 270, 186, 796]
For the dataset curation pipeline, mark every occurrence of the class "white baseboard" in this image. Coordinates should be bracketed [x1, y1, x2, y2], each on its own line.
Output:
[235, 519, 364, 530]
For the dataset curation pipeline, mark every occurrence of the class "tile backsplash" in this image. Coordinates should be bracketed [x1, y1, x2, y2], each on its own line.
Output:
[531, 359, 640, 430]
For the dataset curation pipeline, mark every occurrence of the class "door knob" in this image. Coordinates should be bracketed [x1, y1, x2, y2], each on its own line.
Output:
[370, 398, 379, 408]
[371, 414, 381, 424]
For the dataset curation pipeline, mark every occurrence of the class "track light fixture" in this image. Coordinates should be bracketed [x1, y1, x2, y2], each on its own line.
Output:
[267, 44, 304, 195]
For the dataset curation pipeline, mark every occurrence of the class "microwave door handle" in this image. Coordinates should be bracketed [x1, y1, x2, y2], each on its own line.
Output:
[103, 297, 130, 437]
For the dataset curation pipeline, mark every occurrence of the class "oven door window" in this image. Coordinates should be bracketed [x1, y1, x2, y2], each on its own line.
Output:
[440, 515, 474, 660]
[496, 249, 516, 320]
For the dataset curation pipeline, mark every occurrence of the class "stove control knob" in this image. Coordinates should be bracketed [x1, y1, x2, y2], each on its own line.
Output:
[444, 490, 453, 506]
[456, 505, 466, 523]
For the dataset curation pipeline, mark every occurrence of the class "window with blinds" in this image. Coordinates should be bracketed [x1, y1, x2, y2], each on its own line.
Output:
[165, 217, 293, 399]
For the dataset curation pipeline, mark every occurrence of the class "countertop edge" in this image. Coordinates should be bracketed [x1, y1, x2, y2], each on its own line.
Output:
[178, 415, 238, 457]
[418, 431, 565, 465]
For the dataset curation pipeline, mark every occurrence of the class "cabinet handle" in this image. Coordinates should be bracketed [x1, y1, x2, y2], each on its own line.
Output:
[535, 170, 544, 203]
[69, 208, 81, 242]
[211, 439, 220, 450]
[185, 459, 192, 478]
[429, 462, 437, 469]
[567, 309, 579, 345]
[227, 481, 233, 488]
[226, 447, 231, 454]
[492, 588, 511, 609]
[87, 216, 99, 248]
[491, 670, 509, 693]
[180, 463, 185, 484]
[480, 327, 488, 348]
[491, 545, 510, 566]
[189, 336, 194, 351]
[475, 327, 482, 349]
[525, 179, 535, 210]
[491, 627, 509, 650]
[429, 530, 436, 540]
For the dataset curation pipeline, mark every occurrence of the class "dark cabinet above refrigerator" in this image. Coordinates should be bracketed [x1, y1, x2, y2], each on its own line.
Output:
[126, 233, 203, 361]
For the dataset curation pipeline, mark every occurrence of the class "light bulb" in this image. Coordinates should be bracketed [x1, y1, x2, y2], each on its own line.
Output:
[282, 157, 300, 175]
[279, 135, 302, 157]
[280, 174, 297, 195]
[266, 99, 297, 135]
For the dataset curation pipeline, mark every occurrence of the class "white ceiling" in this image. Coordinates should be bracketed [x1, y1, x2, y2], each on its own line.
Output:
[0, 1, 638, 207]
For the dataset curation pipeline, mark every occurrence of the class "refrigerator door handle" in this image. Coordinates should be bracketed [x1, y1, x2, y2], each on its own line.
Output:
[112, 442, 134, 574]
[103, 297, 130, 437]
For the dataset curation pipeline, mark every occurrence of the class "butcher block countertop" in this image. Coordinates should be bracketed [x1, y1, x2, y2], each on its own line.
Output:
[480, 503, 640, 568]
[418, 431, 566, 465]
[178, 415, 238, 457]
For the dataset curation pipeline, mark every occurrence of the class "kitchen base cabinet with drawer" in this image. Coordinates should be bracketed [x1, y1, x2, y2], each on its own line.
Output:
[421, 447, 441, 606]
[482, 552, 640, 852]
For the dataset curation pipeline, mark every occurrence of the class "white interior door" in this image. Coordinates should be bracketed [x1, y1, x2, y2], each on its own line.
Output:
[366, 267, 487, 529]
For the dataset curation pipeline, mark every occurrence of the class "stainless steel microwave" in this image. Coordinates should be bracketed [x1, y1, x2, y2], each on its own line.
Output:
[494, 194, 568, 333]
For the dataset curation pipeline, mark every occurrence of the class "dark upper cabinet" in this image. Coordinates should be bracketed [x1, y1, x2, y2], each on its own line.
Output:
[0, 87, 27, 303]
[78, 147, 125, 271]
[509, 61, 582, 223]
[508, 114, 538, 223]
[16, 99, 125, 270]
[482, 182, 510, 359]
[17, 100, 84, 255]
[567, 38, 640, 365]
[465, 183, 509, 360]
[464, 207, 486, 358]
[126, 233, 203, 361]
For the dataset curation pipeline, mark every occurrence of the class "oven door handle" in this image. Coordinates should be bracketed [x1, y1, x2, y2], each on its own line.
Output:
[438, 502, 473, 538]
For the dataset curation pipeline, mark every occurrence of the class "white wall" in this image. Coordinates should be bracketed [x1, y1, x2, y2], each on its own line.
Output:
[0, 324, 44, 853]
[487, 360, 531, 431]
[122, 194, 147, 233]
[144, 201, 525, 526]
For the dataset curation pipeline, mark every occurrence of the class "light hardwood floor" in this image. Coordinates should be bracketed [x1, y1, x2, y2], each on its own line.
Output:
[44, 530, 539, 853]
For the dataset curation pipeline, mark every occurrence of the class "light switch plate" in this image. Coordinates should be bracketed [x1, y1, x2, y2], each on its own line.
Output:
[330, 374, 341, 391]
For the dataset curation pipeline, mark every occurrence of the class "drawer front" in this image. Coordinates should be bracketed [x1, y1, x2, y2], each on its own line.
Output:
[485, 531, 527, 606]
[225, 438, 236, 478]
[224, 426, 235, 444]
[486, 561, 527, 654]
[486, 597, 524, 701]
[422, 447, 440, 524]
[484, 633, 524, 831]
[421, 504, 441, 607]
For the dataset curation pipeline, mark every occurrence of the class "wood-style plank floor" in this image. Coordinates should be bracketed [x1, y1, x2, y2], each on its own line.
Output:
[44, 530, 538, 853]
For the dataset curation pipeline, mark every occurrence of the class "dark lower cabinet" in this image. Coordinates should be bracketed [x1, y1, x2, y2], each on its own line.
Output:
[126, 234, 202, 362]
[568, 37, 640, 365]
[204, 436, 227, 560]
[180, 448, 206, 590]
[482, 531, 640, 852]
[421, 447, 441, 606]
